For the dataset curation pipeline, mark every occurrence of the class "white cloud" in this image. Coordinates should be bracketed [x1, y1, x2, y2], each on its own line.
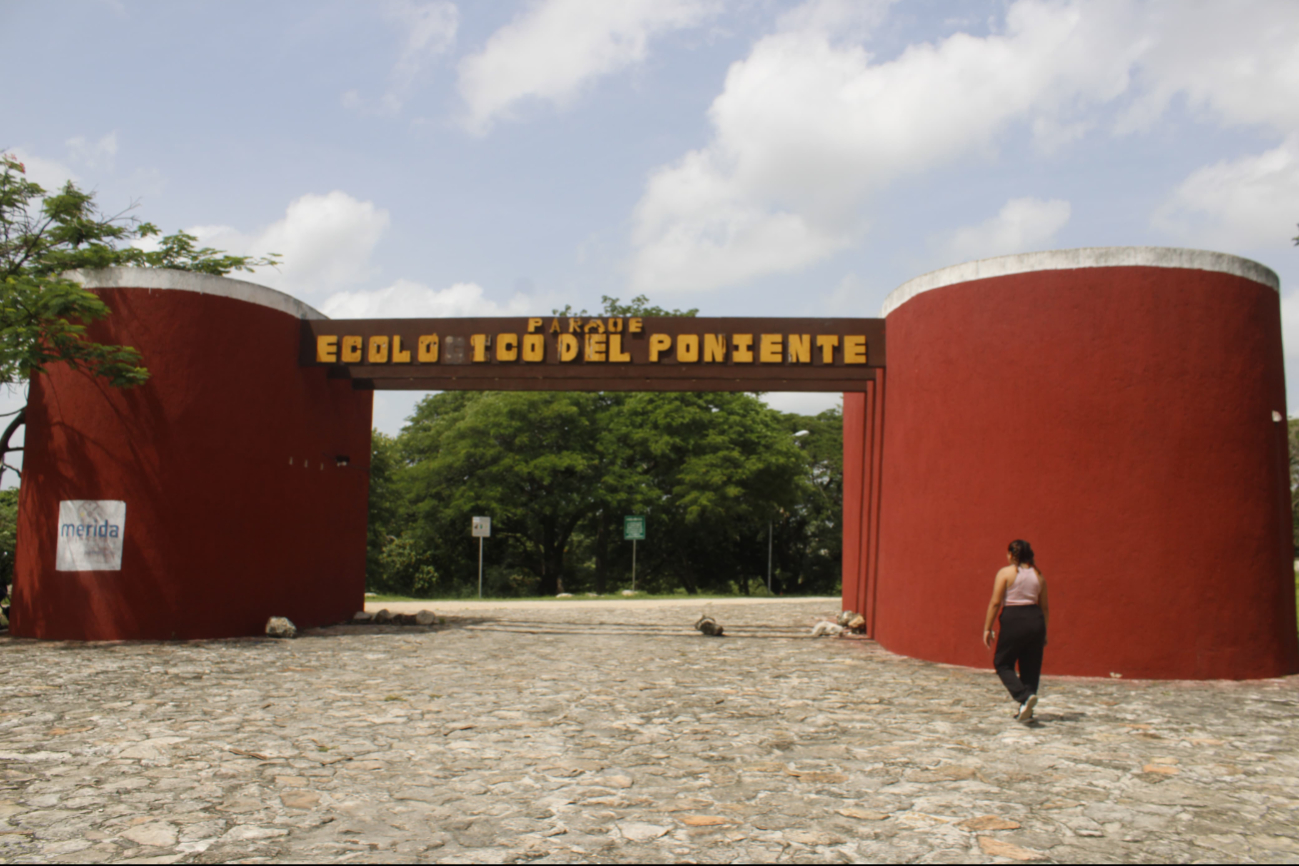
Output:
[321, 279, 535, 318]
[774, 0, 895, 40]
[389, 0, 458, 89]
[1128, 2, 1299, 251]
[344, 0, 458, 115]
[942, 197, 1071, 262]
[458, 0, 716, 133]
[629, 0, 1299, 294]
[1115, 0, 1299, 136]
[630, 0, 1143, 293]
[1139, 1, 1299, 250]
[1154, 134, 1299, 250]
[187, 191, 390, 297]
[760, 392, 841, 418]
[8, 133, 120, 194]
[6, 147, 77, 191]
[65, 132, 118, 171]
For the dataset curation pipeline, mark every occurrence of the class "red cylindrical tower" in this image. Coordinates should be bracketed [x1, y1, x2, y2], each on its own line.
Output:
[873, 248, 1297, 680]
[11, 267, 373, 640]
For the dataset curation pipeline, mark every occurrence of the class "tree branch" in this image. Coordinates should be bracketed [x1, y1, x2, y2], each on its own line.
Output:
[0, 406, 25, 488]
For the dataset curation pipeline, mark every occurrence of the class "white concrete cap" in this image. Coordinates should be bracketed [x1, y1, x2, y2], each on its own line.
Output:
[881, 247, 1280, 318]
[66, 267, 326, 320]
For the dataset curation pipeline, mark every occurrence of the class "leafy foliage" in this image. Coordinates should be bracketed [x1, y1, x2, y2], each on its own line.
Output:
[397, 391, 605, 596]
[366, 389, 841, 598]
[552, 295, 699, 319]
[0, 153, 278, 484]
[1289, 418, 1299, 555]
[0, 488, 15, 592]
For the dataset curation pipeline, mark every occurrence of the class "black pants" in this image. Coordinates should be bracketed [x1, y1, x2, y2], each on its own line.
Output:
[994, 605, 1045, 703]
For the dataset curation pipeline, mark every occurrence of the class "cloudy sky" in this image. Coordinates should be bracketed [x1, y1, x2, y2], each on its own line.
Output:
[4, 0, 1299, 476]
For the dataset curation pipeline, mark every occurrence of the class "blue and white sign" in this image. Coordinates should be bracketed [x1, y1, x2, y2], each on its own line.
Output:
[56, 500, 126, 571]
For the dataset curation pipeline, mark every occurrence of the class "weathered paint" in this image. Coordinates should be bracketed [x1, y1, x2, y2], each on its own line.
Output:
[14, 251, 1298, 679]
[860, 254, 1297, 679]
[11, 270, 371, 640]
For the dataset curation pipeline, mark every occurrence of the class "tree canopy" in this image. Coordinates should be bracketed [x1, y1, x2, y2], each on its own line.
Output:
[0, 153, 278, 484]
[367, 388, 841, 598]
[362, 292, 845, 599]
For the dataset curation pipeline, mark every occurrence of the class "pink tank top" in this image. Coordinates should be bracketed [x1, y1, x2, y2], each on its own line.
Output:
[1004, 566, 1040, 606]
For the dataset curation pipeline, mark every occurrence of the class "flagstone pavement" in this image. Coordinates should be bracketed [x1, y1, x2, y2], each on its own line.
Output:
[1, 599, 1297, 863]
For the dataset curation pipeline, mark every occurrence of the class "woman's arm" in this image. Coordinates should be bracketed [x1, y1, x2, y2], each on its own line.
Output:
[982, 568, 1012, 648]
[1037, 572, 1049, 639]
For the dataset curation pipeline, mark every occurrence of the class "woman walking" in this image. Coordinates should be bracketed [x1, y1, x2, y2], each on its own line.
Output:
[982, 540, 1049, 722]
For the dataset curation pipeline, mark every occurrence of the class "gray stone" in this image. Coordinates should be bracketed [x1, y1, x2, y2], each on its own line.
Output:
[694, 615, 724, 636]
[0, 599, 1295, 864]
[352, 611, 374, 623]
[617, 822, 669, 842]
[265, 617, 296, 638]
[415, 610, 437, 626]
[120, 822, 178, 847]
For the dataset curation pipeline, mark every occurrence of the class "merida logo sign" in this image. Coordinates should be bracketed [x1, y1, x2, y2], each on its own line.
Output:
[55, 500, 126, 572]
[60, 521, 121, 539]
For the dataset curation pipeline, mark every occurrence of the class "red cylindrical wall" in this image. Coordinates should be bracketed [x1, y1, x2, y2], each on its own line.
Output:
[872, 248, 1298, 680]
[11, 268, 373, 640]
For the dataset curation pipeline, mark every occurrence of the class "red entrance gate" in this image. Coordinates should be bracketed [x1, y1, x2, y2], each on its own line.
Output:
[11, 248, 1298, 680]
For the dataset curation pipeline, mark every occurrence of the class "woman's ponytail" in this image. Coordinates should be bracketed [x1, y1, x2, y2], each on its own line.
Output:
[1008, 539, 1035, 567]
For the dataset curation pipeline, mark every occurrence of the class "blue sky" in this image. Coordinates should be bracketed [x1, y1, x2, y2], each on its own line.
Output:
[3, 0, 1299, 474]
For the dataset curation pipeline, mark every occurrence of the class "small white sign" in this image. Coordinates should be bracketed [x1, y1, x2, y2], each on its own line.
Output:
[56, 500, 126, 572]
[472, 516, 491, 538]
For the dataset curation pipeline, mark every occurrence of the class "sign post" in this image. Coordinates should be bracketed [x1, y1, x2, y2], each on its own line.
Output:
[623, 515, 646, 592]
[472, 516, 491, 598]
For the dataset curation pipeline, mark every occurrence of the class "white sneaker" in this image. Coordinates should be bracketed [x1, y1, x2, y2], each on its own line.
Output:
[1016, 694, 1038, 722]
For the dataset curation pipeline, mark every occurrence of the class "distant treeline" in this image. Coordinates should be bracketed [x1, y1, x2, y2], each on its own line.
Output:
[367, 390, 843, 598]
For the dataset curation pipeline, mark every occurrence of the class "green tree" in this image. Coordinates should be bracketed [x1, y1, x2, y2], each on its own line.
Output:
[370, 294, 844, 599]
[552, 295, 699, 318]
[366, 430, 402, 589]
[376, 533, 441, 597]
[1289, 417, 1299, 555]
[601, 391, 808, 594]
[0, 153, 277, 485]
[383, 390, 838, 598]
[0, 490, 16, 620]
[400, 391, 603, 595]
[773, 406, 843, 595]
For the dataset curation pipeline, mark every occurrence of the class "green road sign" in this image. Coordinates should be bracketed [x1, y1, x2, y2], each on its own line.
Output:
[624, 515, 646, 541]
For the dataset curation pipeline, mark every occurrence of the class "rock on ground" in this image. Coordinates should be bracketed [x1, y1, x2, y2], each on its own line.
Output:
[0, 600, 1296, 864]
[264, 616, 296, 638]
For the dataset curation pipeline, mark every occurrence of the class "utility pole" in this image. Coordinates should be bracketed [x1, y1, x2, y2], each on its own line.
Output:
[472, 517, 491, 599]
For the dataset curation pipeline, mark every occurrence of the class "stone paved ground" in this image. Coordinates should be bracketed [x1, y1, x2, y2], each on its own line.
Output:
[1, 599, 1298, 864]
